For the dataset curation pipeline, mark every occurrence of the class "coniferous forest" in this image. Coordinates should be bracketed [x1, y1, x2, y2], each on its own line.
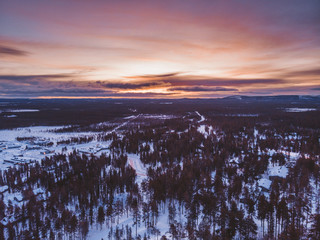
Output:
[0, 97, 319, 239]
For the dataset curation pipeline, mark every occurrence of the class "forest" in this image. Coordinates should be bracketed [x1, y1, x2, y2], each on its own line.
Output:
[0, 96, 319, 239]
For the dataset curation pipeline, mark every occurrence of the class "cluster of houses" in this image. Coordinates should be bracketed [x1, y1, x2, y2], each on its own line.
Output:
[0, 139, 55, 166]
[3, 156, 36, 165]
[0, 142, 21, 150]
[1, 138, 110, 167]
[78, 145, 109, 155]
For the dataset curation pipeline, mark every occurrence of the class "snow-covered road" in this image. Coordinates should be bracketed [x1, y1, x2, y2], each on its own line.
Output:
[195, 111, 205, 122]
[128, 154, 147, 177]
[109, 114, 140, 133]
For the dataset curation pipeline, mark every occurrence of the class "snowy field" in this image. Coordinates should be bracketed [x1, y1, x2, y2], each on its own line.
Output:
[0, 126, 103, 170]
[284, 107, 317, 112]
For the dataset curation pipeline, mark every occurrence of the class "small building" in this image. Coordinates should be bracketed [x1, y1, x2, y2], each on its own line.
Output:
[40, 149, 55, 155]
[25, 145, 41, 150]
[4, 159, 15, 164]
[6, 144, 21, 149]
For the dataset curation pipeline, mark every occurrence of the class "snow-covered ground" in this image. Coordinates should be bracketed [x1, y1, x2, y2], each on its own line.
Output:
[0, 116, 137, 170]
[109, 114, 140, 132]
[258, 178, 272, 191]
[197, 125, 213, 138]
[159, 102, 173, 105]
[225, 114, 259, 117]
[87, 162, 184, 240]
[0, 126, 97, 167]
[196, 111, 215, 138]
[87, 206, 173, 240]
[0, 113, 190, 239]
[1, 109, 40, 113]
[128, 154, 147, 178]
[140, 114, 176, 120]
[268, 165, 288, 178]
[0, 113, 178, 172]
[284, 108, 317, 112]
[0, 126, 92, 142]
[195, 111, 205, 122]
[0, 110, 318, 239]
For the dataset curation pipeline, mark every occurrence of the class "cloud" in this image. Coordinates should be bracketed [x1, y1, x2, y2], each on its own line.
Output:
[283, 68, 320, 78]
[0, 74, 73, 82]
[167, 78, 285, 87]
[126, 72, 182, 80]
[123, 73, 285, 87]
[0, 73, 176, 98]
[0, 45, 29, 56]
[98, 81, 164, 90]
[0, 88, 174, 98]
[0, 72, 302, 98]
[311, 87, 320, 91]
[169, 86, 238, 92]
[2, 88, 108, 96]
[130, 74, 285, 87]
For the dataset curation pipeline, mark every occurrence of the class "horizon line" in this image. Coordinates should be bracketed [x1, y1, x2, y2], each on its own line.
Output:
[0, 94, 319, 101]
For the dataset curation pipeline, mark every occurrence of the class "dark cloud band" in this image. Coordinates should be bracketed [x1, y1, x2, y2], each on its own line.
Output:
[0, 45, 29, 56]
[169, 86, 238, 92]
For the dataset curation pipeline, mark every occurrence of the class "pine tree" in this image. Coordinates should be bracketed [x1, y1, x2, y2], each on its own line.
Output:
[310, 214, 320, 240]
[97, 206, 105, 229]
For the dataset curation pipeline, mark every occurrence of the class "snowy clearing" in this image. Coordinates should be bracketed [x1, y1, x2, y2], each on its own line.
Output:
[195, 111, 205, 122]
[284, 107, 317, 112]
[4, 109, 40, 113]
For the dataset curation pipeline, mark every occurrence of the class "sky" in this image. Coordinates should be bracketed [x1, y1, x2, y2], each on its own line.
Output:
[0, 0, 320, 98]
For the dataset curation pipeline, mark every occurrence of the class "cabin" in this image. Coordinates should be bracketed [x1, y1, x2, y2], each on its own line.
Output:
[25, 145, 41, 150]
[6, 144, 21, 149]
[40, 149, 55, 155]
[4, 159, 15, 164]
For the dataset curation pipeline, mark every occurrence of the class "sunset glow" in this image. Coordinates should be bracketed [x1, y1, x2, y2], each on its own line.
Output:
[1, 0, 320, 98]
